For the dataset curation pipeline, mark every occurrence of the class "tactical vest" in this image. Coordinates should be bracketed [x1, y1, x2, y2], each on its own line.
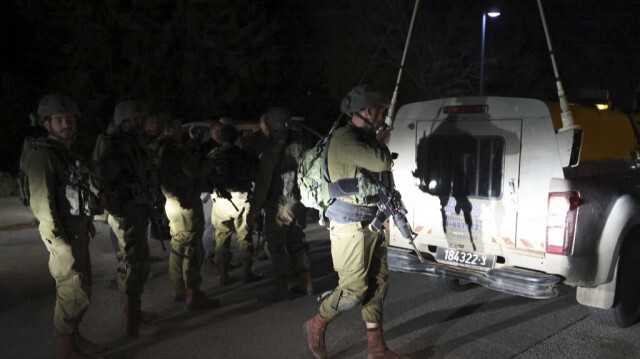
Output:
[96, 132, 151, 207]
[210, 146, 256, 193]
[269, 140, 303, 201]
[19, 137, 99, 216]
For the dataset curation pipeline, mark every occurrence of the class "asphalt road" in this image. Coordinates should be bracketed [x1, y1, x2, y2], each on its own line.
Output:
[1, 197, 639, 359]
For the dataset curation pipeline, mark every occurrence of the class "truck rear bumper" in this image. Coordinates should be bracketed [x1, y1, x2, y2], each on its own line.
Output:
[388, 248, 563, 299]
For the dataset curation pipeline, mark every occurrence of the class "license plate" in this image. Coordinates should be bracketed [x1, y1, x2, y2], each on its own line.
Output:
[435, 247, 495, 270]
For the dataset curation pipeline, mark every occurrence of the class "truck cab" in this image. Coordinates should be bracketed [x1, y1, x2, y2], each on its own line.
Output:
[387, 96, 640, 327]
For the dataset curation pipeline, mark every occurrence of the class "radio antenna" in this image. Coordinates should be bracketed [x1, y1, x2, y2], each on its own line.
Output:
[537, 0, 582, 167]
[385, 0, 421, 127]
[536, 0, 575, 129]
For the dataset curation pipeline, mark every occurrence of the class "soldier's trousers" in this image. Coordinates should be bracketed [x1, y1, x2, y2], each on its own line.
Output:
[318, 222, 389, 324]
[165, 197, 205, 289]
[211, 191, 254, 265]
[108, 201, 151, 296]
[40, 219, 92, 336]
[264, 199, 310, 292]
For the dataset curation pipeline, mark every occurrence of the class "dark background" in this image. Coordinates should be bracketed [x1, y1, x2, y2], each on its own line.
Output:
[1, 0, 639, 174]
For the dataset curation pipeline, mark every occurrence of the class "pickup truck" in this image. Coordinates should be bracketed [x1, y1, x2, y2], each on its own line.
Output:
[387, 96, 640, 328]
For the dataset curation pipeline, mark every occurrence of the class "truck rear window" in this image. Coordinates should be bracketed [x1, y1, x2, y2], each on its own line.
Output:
[423, 135, 505, 199]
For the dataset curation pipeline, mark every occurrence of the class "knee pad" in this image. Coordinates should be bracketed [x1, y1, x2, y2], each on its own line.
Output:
[330, 289, 362, 313]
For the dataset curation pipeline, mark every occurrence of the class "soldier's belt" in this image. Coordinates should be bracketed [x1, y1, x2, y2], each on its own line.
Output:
[325, 200, 377, 224]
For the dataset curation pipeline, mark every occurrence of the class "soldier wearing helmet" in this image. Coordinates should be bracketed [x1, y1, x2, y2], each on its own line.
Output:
[93, 100, 160, 338]
[154, 116, 221, 310]
[247, 107, 315, 303]
[208, 124, 261, 286]
[303, 85, 407, 359]
[20, 94, 105, 358]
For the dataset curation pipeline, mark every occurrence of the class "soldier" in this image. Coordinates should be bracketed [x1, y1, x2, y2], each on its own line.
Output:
[93, 100, 159, 338]
[303, 85, 407, 359]
[209, 124, 261, 285]
[200, 120, 224, 264]
[157, 117, 220, 310]
[247, 107, 314, 303]
[20, 94, 104, 358]
[144, 113, 172, 248]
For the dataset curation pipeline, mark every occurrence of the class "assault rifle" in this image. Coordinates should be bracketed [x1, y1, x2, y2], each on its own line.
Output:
[149, 201, 169, 252]
[360, 169, 424, 263]
[68, 159, 102, 216]
[215, 188, 239, 212]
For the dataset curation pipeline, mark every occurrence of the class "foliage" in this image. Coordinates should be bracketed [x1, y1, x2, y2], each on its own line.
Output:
[308, 1, 485, 108]
[2, 0, 635, 174]
[0, 172, 19, 197]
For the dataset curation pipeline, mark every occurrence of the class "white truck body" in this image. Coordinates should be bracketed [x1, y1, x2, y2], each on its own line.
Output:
[387, 96, 640, 327]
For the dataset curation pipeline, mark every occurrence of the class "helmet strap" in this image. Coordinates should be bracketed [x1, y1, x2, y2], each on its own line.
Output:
[353, 110, 378, 135]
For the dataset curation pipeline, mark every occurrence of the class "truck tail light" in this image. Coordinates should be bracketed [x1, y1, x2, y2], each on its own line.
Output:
[546, 191, 580, 255]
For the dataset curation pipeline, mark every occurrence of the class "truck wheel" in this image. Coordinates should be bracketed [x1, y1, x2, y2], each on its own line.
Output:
[429, 275, 468, 292]
[589, 240, 640, 328]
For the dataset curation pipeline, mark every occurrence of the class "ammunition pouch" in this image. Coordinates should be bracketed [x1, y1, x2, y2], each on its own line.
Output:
[327, 170, 391, 206]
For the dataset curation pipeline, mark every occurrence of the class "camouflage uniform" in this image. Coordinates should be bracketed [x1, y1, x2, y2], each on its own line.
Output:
[304, 85, 405, 359]
[319, 122, 391, 323]
[95, 131, 152, 296]
[208, 143, 257, 283]
[157, 136, 210, 292]
[21, 93, 106, 358]
[249, 109, 311, 300]
[25, 137, 96, 336]
[93, 103, 161, 336]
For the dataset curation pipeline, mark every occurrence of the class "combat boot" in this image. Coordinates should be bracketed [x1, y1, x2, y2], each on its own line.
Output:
[218, 264, 231, 286]
[173, 279, 186, 302]
[303, 314, 330, 359]
[365, 327, 408, 359]
[56, 335, 89, 359]
[242, 258, 262, 283]
[140, 309, 158, 323]
[303, 271, 315, 295]
[184, 288, 220, 311]
[123, 295, 160, 338]
[291, 271, 315, 295]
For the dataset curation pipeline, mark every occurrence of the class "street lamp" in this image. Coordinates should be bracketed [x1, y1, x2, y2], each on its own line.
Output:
[480, 9, 500, 96]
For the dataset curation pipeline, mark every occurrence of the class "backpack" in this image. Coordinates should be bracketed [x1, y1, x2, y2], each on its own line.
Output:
[17, 137, 43, 206]
[297, 136, 333, 216]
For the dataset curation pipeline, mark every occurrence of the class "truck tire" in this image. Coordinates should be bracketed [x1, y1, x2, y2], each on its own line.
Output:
[429, 275, 468, 292]
[589, 240, 640, 328]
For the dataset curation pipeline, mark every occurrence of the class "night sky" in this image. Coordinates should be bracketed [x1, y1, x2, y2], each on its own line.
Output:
[1, 0, 639, 175]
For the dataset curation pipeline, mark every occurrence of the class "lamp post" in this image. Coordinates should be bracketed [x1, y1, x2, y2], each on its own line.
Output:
[480, 9, 500, 96]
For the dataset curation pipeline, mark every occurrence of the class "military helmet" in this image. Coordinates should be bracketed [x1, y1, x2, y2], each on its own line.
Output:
[114, 100, 146, 126]
[340, 84, 388, 115]
[263, 107, 292, 132]
[35, 94, 80, 125]
[220, 124, 238, 144]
